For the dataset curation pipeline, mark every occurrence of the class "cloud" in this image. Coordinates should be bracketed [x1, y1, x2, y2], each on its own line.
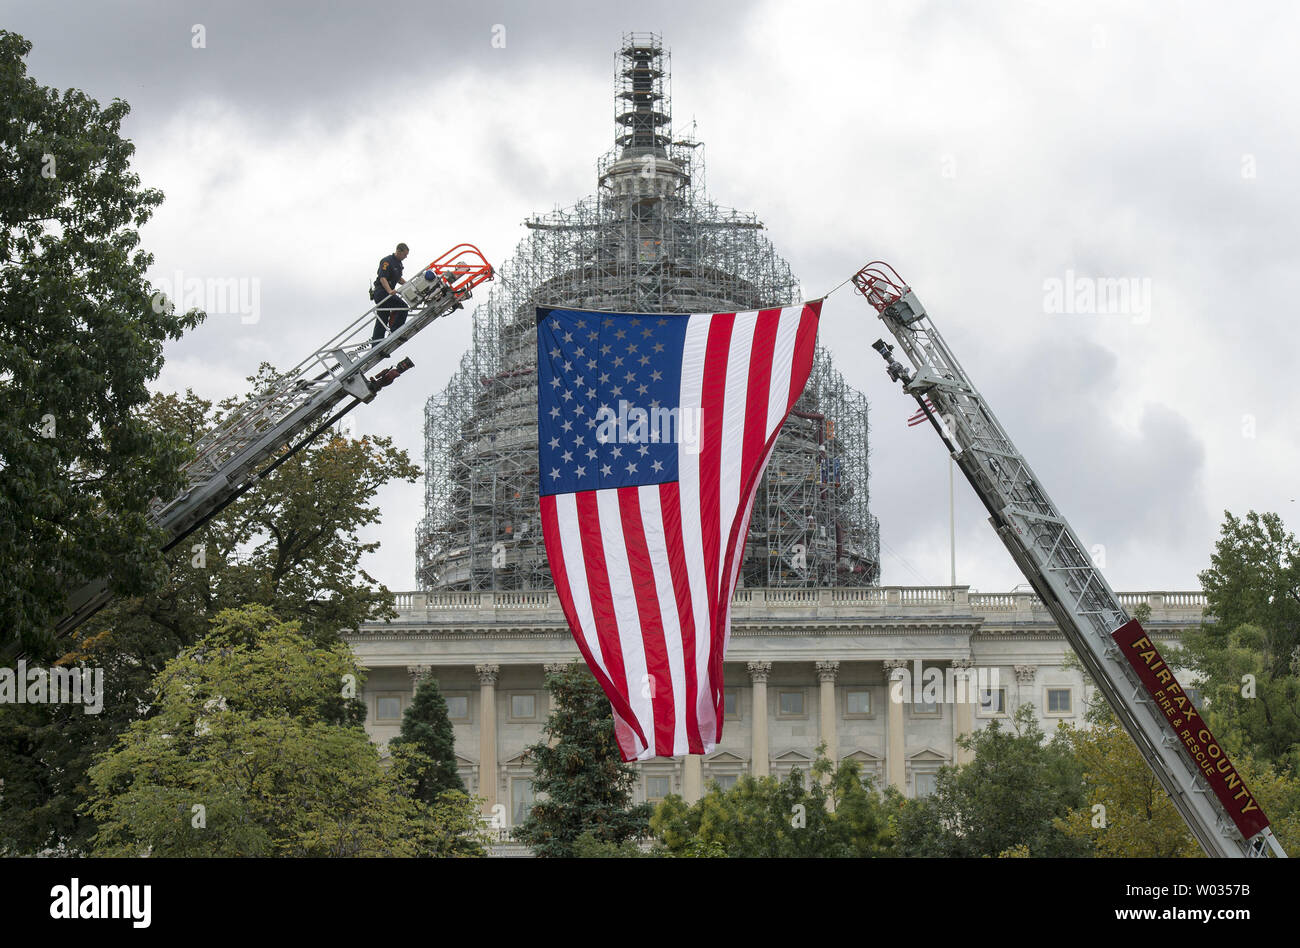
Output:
[12, 0, 1300, 594]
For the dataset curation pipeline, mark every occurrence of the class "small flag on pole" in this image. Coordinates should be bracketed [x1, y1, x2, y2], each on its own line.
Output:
[907, 397, 937, 427]
[537, 303, 821, 760]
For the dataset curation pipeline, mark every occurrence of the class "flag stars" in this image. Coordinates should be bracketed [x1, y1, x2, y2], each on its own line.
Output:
[612, 356, 624, 367]
[599, 372, 610, 385]
[562, 390, 573, 402]
[562, 331, 573, 343]
[653, 342, 665, 353]
[603, 318, 614, 327]
[601, 464, 613, 476]
[550, 377, 562, 388]
[651, 459, 664, 473]
[587, 359, 597, 370]
[614, 329, 627, 340]
[626, 462, 638, 474]
[657, 318, 668, 326]
[601, 344, 612, 356]
[611, 446, 622, 459]
[562, 450, 573, 463]
[586, 387, 596, 399]
[638, 355, 650, 366]
[636, 383, 648, 396]
[575, 465, 586, 477]
[637, 444, 649, 456]
[641, 327, 653, 338]
[626, 343, 638, 354]
[624, 371, 636, 383]
[550, 468, 560, 480]
[586, 447, 598, 460]
[561, 420, 573, 433]
[548, 436, 560, 449]
[650, 369, 662, 381]
[549, 406, 561, 418]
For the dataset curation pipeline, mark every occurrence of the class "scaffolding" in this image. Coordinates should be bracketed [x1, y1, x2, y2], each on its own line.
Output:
[417, 33, 880, 590]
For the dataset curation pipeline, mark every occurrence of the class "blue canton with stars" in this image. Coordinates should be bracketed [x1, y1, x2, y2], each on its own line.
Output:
[537, 307, 690, 497]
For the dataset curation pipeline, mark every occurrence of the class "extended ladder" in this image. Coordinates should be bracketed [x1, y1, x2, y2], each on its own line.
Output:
[852, 261, 1285, 858]
[53, 244, 494, 639]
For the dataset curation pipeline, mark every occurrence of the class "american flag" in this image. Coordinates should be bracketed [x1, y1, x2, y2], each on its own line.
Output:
[537, 303, 821, 760]
[907, 397, 937, 427]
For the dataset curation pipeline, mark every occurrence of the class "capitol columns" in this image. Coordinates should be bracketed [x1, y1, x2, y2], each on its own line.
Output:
[748, 661, 772, 778]
[476, 663, 500, 812]
[951, 658, 976, 766]
[407, 664, 433, 699]
[883, 659, 908, 792]
[816, 660, 840, 769]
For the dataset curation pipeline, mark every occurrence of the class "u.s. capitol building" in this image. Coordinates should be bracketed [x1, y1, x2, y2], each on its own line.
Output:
[344, 587, 1208, 828]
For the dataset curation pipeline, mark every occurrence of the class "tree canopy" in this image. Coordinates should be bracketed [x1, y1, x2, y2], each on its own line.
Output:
[0, 30, 203, 658]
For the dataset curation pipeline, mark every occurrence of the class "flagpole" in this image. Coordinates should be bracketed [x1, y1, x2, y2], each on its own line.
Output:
[949, 456, 956, 587]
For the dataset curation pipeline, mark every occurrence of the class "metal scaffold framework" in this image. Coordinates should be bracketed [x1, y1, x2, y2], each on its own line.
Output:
[417, 33, 880, 591]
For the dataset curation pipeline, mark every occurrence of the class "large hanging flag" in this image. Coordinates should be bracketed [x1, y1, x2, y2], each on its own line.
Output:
[537, 302, 821, 761]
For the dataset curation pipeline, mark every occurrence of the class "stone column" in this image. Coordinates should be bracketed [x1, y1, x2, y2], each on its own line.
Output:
[748, 661, 771, 778]
[816, 660, 839, 766]
[543, 663, 569, 747]
[476, 663, 499, 813]
[683, 754, 703, 804]
[951, 658, 975, 766]
[883, 659, 908, 792]
[407, 664, 433, 700]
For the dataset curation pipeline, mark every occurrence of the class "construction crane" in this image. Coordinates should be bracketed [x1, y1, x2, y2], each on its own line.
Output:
[50, 244, 494, 642]
[852, 261, 1286, 858]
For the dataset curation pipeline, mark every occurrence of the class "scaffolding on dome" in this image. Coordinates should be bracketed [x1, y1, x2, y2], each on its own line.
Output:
[416, 32, 880, 591]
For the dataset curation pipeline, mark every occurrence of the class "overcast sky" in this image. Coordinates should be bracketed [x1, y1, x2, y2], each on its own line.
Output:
[10, 0, 1299, 595]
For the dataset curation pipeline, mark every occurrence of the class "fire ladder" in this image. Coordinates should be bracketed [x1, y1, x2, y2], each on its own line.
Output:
[852, 261, 1286, 858]
[52, 244, 494, 640]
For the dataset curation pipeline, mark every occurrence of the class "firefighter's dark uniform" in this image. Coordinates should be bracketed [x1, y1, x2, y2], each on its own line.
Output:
[371, 252, 409, 342]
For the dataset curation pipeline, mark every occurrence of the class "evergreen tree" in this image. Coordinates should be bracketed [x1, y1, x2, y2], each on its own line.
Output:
[513, 663, 651, 856]
[388, 675, 465, 804]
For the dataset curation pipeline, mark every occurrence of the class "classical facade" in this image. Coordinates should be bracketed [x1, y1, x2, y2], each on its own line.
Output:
[344, 587, 1209, 830]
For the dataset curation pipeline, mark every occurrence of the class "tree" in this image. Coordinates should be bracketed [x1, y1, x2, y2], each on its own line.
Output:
[650, 746, 894, 857]
[1057, 702, 1201, 857]
[513, 663, 652, 856]
[83, 604, 488, 857]
[893, 706, 1090, 857]
[0, 387, 419, 854]
[0, 30, 203, 658]
[388, 675, 465, 805]
[1181, 510, 1300, 775]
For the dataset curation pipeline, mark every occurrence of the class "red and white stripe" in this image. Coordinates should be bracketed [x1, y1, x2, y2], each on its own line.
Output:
[540, 301, 821, 761]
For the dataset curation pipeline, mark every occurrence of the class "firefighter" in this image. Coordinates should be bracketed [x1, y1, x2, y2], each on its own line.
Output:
[371, 242, 410, 342]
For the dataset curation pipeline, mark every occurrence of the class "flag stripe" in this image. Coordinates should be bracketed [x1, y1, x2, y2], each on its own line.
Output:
[659, 480, 709, 752]
[618, 487, 676, 757]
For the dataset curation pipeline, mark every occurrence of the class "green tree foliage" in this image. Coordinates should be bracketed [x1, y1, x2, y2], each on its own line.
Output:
[651, 745, 894, 857]
[0, 386, 418, 854]
[83, 605, 489, 856]
[0, 30, 203, 658]
[893, 706, 1089, 857]
[388, 675, 465, 805]
[1057, 701, 1200, 857]
[1182, 510, 1300, 775]
[513, 663, 652, 856]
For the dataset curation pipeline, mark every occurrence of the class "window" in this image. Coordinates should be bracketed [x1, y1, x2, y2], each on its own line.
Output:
[778, 690, 805, 716]
[723, 689, 739, 719]
[915, 772, 938, 797]
[1046, 688, 1072, 715]
[511, 778, 535, 826]
[646, 776, 671, 801]
[445, 694, 469, 721]
[979, 687, 1007, 716]
[510, 693, 536, 720]
[712, 774, 738, 791]
[846, 689, 872, 716]
[376, 695, 402, 721]
[911, 692, 940, 717]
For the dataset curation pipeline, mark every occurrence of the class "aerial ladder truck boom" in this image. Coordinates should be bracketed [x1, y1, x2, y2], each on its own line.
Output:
[851, 262, 1285, 858]
[52, 244, 494, 641]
